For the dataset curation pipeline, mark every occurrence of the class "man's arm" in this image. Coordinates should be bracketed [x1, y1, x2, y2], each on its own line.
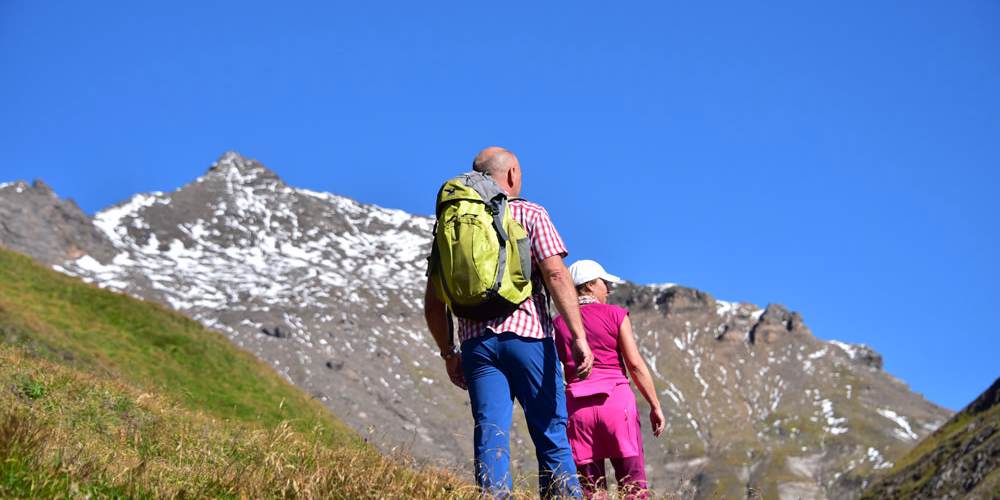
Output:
[537, 255, 594, 379]
[423, 280, 450, 352]
[424, 280, 466, 389]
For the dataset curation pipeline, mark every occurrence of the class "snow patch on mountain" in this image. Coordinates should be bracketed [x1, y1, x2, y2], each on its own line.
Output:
[647, 282, 677, 290]
[65, 176, 434, 315]
[830, 340, 859, 359]
[867, 447, 893, 470]
[820, 398, 849, 435]
[94, 193, 169, 245]
[715, 300, 738, 316]
[0, 181, 27, 193]
[808, 347, 828, 360]
[877, 408, 919, 440]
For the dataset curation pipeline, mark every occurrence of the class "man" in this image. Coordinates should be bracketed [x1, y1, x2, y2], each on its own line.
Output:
[424, 146, 595, 497]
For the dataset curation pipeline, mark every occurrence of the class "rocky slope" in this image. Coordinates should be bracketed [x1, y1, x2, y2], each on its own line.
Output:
[0, 152, 952, 499]
[862, 377, 1000, 499]
[0, 180, 117, 265]
[609, 284, 951, 498]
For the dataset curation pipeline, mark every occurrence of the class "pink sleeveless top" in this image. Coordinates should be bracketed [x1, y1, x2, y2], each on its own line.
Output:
[553, 302, 630, 394]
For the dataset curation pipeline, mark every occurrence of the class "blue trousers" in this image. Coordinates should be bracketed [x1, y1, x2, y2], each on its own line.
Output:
[461, 332, 582, 498]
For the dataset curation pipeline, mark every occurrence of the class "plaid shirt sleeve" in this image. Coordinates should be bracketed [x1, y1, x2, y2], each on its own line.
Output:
[523, 203, 568, 263]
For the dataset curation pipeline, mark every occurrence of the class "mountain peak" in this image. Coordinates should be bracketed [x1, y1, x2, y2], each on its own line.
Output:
[211, 150, 250, 169]
[203, 151, 283, 186]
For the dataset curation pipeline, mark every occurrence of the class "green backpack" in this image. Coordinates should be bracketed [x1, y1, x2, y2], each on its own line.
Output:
[428, 172, 533, 320]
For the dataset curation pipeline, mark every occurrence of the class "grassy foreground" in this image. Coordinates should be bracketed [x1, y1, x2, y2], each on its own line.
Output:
[0, 247, 477, 498]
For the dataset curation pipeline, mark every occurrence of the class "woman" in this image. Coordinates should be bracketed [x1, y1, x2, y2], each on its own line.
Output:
[553, 260, 665, 499]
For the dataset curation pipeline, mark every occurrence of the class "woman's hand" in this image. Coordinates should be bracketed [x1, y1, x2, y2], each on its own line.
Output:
[650, 406, 665, 437]
[445, 356, 467, 390]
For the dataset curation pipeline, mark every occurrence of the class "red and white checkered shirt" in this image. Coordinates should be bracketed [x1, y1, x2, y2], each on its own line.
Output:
[456, 199, 568, 343]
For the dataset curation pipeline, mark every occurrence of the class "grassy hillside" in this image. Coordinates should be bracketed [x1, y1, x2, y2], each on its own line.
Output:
[862, 377, 1000, 499]
[0, 247, 475, 497]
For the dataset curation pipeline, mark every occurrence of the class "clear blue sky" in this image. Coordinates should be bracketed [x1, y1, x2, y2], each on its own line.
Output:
[2, 1, 997, 411]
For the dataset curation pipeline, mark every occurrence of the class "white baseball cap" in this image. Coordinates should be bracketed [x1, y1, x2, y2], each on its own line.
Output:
[569, 260, 624, 287]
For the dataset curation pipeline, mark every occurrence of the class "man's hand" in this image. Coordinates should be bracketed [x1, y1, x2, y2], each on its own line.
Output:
[445, 356, 467, 390]
[538, 255, 594, 379]
[571, 337, 594, 379]
[425, 282, 467, 389]
[650, 406, 665, 437]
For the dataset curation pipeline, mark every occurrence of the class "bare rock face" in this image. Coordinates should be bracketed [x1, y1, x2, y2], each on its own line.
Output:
[748, 304, 811, 344]
[657, 286, 716, 316]
[1, 152, 954, 499]
[0, 180, 117, 265]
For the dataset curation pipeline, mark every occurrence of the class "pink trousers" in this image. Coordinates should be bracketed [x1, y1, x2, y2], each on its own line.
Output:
[577, 456, 648, 499]
[566, 382, 644, 462]
[566, 381, 648, 498]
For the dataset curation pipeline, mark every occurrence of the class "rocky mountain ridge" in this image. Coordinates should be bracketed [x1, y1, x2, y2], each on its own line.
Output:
[0, 152, 952, 499]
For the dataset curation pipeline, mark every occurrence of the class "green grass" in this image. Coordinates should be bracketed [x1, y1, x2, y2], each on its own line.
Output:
[0, 409, 148, 498]
[0, 247, 352, 440]
[0, 344, 479, 498]
[0, 247, 480, 498]
[861, 384, 1000, 499]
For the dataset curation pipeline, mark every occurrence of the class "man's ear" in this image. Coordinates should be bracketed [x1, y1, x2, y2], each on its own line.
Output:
[506, 167, 516, 189]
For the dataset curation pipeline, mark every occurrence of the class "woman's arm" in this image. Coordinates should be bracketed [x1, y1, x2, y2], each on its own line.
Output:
[618, 315, 665, 437]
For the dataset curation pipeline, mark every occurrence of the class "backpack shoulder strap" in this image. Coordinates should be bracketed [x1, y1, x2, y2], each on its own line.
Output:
[446, 305, 456, 349]
[506, 197, 556, 316]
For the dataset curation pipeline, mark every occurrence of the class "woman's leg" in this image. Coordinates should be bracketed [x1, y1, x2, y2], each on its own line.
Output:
[609, 456, 648, 499]
[576, 460, 608, 499]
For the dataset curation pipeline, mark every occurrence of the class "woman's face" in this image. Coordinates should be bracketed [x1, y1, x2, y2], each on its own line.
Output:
[589, 278, 610, 304]
[600, 279, 616, 303]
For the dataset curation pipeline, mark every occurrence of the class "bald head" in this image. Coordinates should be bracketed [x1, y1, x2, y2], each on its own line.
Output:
[472, 146, 522, 196]
[472, 147, 516, 176]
